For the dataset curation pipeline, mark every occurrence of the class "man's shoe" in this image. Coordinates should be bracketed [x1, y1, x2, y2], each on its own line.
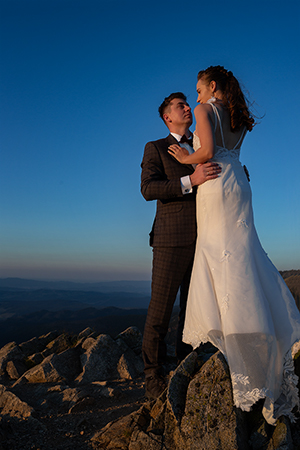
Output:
[145, 374, 167, 400]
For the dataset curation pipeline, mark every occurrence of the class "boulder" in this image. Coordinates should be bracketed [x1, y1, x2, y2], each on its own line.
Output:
[18, 331, 59, 356]
[6, 359, 27, 380]
[166, 351, 199, 423]
[179, 352, 249, 450]
[76, 334, 125, 384]
[45, 333, 73, 354]
[91, 403, 153, 449]
[78, 327, 94, 340]
[14, 347, 82, 385]
[0, 342, 23, 377]
[116, 327, 143, 355]
[81, 336, 97, 351]
[95, 351, 299, 450]
[14, 354, 65, 385]
[117, 349, 144, 380]
[48, 347, 82, 382]
[0, 384, 34, 419]
[26, 352, 44, 366]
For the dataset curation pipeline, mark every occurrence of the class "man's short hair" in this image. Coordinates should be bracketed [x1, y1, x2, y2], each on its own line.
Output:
[158, 92, 187, 121]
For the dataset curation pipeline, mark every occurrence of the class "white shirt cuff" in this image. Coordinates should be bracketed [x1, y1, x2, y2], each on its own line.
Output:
[181, 175, 192, 195]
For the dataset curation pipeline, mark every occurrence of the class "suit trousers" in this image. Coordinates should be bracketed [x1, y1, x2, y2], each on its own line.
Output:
[142, 242, 196, 378]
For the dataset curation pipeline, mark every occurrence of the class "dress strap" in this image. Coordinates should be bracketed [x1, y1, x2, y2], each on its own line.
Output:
[208, 102, 226, 148]
[208, 101, 247, 150]
[233, 127, 247, 149]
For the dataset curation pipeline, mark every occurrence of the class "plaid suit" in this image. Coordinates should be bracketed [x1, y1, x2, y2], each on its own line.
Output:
[141, 134, 197, 377]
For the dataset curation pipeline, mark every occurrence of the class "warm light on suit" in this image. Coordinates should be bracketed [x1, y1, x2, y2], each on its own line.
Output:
[141, 133, 197, 377]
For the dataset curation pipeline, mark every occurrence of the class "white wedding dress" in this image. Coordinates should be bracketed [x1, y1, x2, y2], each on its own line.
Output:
[183, 100, 300, 425]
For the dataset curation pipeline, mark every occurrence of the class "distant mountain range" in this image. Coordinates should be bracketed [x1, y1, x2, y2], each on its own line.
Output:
[0, 278, 152, 347]
[0, 278, 151, 294]
[0, 306, 149, 349]
[0, 272, 299, 349]
[0, 288, 151, 313]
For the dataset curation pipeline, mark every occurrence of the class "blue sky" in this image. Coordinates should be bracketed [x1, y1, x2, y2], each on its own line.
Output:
[0, 0, 299, 281]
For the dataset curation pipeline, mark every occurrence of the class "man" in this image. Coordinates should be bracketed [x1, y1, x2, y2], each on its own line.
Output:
[141, 92, 221, 399]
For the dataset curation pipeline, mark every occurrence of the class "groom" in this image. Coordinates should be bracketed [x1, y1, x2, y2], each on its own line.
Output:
[141, 92, 221, 399]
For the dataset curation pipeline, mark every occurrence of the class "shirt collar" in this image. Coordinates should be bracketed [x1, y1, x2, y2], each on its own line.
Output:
[171, 131, 192, 142]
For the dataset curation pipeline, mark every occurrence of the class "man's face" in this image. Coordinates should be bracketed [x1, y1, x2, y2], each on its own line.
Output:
[163, 98, 193, 128]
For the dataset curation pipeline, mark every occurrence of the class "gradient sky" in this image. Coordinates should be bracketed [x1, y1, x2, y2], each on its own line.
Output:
[1, 0, 299, 282]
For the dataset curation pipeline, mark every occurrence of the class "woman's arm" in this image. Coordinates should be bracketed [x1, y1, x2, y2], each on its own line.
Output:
[168, 104, 215, 164]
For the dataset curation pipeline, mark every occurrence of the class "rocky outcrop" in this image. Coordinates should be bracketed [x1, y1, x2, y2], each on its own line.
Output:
[92, 350, 300, 450]
[0, 327, 299, 450]
[0, 326, 144, 388]
[0, 326, 146, 449]
[0, 384, 34, 420]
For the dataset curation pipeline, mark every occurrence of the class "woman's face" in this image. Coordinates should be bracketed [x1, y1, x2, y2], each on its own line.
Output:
[196, 78, 213, 104]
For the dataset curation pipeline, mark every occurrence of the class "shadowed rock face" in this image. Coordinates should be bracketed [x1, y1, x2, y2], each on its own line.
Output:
[0, 327, 299, 450]
[92, 350, 300, 450]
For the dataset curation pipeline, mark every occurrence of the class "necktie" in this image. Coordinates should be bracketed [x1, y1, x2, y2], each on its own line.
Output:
[180, 135, 193, 147]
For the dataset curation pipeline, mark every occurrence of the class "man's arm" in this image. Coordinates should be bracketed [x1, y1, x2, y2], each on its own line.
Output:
[141, 141, 221, 201]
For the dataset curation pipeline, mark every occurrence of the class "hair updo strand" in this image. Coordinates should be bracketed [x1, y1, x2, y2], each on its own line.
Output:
[197, 65, 255, 132]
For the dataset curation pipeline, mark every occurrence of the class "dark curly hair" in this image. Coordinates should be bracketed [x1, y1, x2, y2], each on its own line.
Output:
[197, 66, 255, 131]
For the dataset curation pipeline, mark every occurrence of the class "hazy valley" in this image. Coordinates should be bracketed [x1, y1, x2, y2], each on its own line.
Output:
[0, 271, 299, 348]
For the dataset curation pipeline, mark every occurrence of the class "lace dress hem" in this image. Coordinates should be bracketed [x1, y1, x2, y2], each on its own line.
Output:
[183, 330, 300, 425]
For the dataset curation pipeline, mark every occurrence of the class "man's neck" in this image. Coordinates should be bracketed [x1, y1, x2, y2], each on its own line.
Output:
[168, 127, 191, 137]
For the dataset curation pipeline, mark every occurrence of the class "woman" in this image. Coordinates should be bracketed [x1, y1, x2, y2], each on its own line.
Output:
[168, 66, 300, 425]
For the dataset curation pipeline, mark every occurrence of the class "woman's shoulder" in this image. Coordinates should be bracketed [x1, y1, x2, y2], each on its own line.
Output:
[194, 103, 212, 113]
[194, 103, 214, 121]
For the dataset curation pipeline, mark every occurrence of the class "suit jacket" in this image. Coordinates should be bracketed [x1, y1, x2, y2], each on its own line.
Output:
[141, 134, 197, 248]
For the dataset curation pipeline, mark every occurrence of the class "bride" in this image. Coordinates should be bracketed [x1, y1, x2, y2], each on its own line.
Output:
[168, 65, 300, 425]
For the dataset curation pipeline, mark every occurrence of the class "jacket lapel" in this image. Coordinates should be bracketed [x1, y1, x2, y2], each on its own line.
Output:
[166, 134, 195, 171]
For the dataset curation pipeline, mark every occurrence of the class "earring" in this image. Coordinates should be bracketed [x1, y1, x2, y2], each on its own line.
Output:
[209, 93, 216, 103]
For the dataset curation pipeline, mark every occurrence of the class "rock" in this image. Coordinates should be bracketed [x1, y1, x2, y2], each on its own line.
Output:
[166, 351, 198, 423]
[92, 380, 109, 387]
[292, 340, 300, 358]
[18, 337, 40, 357]
[270, 416, 293, 450]
[249, 414, 295, 450]
[129, 429, 164, 450]
[48, 347, 82, 382]
[102, 352, 251, 450]
[116, 327, 143, 355]
[44, 385, 87, 410]
[18, 331, 59, 356]
[16, 347, 81, 385]
[0, 384, 34, 419]
[249, 419, 270, 449]
[100, 386, 115, 398]
[117, 349, 144, 380]
[0, 325, 298, 449]
[0, 342, 23, 377]
[76, 334, 125, 384]
[26, 352, 44, 366]
[68, 396, 95, 413]
[45, 333, 73, 354]
[91, 403, 152, 449]
[41, 347, 52, 358]
[6, 359, 27, 380]
[14, 354, 66, 385]
[78, 327, 94, 340]
[180, 352, 249, 450]
[81, 336, 97, 351]
[103, 386, 125, 399]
